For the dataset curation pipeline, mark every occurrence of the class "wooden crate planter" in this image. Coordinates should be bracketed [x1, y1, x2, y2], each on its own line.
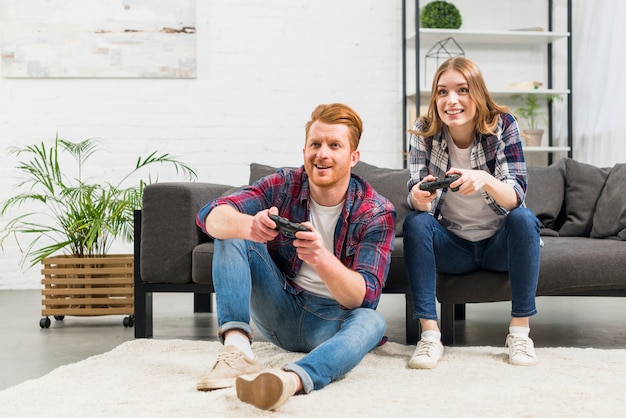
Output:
[39, 254, 134, 328]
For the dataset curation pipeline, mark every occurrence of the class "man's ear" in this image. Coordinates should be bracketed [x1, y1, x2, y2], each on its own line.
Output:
[350, 150, 360, 168]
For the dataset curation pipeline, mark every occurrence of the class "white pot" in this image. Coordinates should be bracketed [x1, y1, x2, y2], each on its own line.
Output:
[522, 129, 544, 147]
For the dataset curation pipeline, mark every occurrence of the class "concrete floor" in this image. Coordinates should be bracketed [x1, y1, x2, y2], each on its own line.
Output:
[2, 289, 625, 391]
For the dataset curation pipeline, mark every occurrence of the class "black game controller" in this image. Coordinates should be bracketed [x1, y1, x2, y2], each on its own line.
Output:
[269, 214, 310, 238]
[419, 175, 461, 193]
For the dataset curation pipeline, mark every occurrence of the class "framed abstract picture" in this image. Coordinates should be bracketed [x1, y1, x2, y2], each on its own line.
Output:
[0, 0, 196, 78]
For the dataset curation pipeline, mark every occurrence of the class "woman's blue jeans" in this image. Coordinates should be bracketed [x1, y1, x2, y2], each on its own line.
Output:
[212, 238, 386, 393]
[402, 207, 541, 321]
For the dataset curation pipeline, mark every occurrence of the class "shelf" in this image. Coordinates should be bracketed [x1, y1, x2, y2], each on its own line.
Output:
[408, 88, 570, 101]
[523, 146, 570, 153]
[409, 29, 570, 47]
[402, 0, 573, 164]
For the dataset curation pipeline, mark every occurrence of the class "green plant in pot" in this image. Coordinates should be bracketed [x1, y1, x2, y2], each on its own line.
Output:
[1, 134, 198, 268]
[421, 1, 462, 29]
[512, 94, 563, 147]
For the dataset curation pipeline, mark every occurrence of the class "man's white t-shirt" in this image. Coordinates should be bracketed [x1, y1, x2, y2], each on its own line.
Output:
[292, 198, 343, 299]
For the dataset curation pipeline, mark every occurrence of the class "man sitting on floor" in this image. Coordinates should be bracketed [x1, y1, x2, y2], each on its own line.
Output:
[195, 103, 396, 411]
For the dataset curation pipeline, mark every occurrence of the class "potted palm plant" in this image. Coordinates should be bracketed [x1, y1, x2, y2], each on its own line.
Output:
[1, 134, 197, 328]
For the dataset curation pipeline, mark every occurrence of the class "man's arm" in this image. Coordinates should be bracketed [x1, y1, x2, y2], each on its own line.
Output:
[205, 204, 279, 243]
[293, 223, 366, 309]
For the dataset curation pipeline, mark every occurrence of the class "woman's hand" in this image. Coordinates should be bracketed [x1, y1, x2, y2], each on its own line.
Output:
[410, 175, 438, 211]
[446, 168, 518, 210]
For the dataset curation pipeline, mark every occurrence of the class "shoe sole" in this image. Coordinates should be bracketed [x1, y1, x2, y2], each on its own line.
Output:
[196, 377, 235, 391]
[236, 372, 289, 411]
[509, 359, 537, 366]
[408, 359, 439, 369]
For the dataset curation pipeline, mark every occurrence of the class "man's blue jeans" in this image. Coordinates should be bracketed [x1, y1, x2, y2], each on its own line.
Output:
[402, 207, 541, 321]
[212, 238, 386, 393]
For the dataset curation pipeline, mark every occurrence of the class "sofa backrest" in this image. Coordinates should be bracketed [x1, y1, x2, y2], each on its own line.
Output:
[526, 159, 567, 234]
[526, 158, 625, 239]
[249, 158, 625, 240]
[351, 161, 410, 236]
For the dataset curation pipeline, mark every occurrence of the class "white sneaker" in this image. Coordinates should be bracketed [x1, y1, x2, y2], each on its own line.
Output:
[409, 337, 444, 369]
[505, 334, 537, 366]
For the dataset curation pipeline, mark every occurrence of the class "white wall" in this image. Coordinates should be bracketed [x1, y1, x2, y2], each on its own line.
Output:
[0, 0, 404, 288]
[1, 0, 623, 289]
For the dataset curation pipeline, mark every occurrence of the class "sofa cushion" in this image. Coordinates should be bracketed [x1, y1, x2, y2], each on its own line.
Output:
[437, 236, 626, 303]
[141, 182, 231, 284]
[526, 159, 566, 233]
[249, 161, 409, 236]
[249, 163, 286, 184]
[559, 159, 610, 237]
[220, 185, 246, 197]
[192, 242, 214, 285]
[591, 163, 626, 240]
[352, 161, 410, 236]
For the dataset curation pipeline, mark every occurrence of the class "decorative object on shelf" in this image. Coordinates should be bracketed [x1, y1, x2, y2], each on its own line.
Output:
[512, 94, 563, 146]
[424, 36, 464, 87]
[0, 135, 197, 328]
[420, 1, 462, 29]
[505, 81, 543, 90]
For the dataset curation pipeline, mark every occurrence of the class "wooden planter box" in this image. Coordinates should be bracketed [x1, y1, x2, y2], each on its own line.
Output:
[40, 254, 134, 328]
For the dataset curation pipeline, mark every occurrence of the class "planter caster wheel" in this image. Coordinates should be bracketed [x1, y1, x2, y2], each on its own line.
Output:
[123, 316, 134, 328]
[54, 315, 65, 321]
[40, 317, 51, 328]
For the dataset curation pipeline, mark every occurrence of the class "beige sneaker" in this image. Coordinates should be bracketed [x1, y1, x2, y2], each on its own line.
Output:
[196, 345, 262, 391]
[236, 369, 297, 411]
[506, 334, 537, 366]
[409, 337, 444, 369]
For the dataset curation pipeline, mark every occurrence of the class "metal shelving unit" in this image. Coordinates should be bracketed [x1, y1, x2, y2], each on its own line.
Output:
[402, 0, 573, 166]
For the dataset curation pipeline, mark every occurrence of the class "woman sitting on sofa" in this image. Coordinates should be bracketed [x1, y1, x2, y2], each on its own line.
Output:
[403, 56, 542, 368]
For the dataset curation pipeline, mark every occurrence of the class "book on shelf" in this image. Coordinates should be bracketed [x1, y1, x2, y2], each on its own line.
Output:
[509, 26, 545, 32]
[505, 81, 543, 90]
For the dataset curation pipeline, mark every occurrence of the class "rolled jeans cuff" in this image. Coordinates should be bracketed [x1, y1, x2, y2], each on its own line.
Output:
[283, 363, 313, 394]
[218, 321, 254, 344]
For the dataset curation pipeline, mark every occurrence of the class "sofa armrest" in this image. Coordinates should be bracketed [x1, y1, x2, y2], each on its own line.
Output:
[139, 182, 232, 284]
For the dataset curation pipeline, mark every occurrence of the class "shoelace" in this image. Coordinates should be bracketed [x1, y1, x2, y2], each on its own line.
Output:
[215, 351, 241, 365]
[508, 337, 533, 358]
[416, 340, 439, 357]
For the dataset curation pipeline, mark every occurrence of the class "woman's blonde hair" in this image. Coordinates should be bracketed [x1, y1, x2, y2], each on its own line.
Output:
[413, 56, 511, 138]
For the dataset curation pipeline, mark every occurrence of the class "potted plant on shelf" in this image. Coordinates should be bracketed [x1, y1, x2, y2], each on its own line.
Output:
[0, 134, 197, 328]
[512, 94, 562, 147]
[420, 1, 462, 29]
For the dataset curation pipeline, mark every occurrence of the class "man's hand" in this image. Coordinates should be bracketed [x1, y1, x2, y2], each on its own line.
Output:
[291, 222, 329, 266]
[292, 222, 365, 309]
[249, 207, 281, 243]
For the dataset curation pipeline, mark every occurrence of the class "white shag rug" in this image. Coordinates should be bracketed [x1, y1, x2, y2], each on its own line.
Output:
[1, 339, 625, 417]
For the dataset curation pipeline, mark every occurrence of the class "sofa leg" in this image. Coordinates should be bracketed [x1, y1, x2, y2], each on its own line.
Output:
[134, 288, 153, 338]
[133, 209, 153, 338]
[193, 292, 212, 313]
[441, 303, 455, 345]
[405, 294, 419, 345]
[454, 303, 466, 320]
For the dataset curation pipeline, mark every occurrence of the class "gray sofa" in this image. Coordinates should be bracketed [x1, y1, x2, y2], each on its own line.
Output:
[134, 158, 626, 345]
